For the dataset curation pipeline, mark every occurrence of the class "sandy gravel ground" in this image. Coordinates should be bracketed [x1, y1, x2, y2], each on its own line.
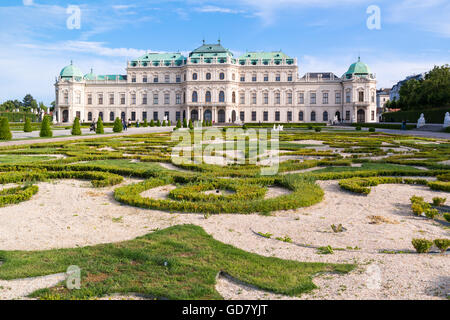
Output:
[0, 179, 448, 300]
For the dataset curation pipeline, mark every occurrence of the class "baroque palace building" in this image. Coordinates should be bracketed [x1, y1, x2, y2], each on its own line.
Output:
[54, 41, 377, 124]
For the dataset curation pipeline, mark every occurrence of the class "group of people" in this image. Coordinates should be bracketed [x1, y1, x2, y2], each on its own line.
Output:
[122, 118, 133, 131]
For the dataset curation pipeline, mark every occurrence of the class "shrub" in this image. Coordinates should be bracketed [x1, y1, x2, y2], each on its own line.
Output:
[143, 119, 148, 127]
[411, 238, 433, 253]
[39, 115, 53, 137]
[113, 118, 123, 133]
[314, 127, 322, 132]
[0, 117, 12, 140]
[317, 246, 334, 254]
[157, 120, 161, 127]
[24, 118, 32, 132]
[355, 126, 362, 131]
[369, 127, 376, 132]
[444, 213, 450, 222]
[96, 117, 104, 134]
[71, 117, 82, 135]
[432, 197, 446, 206]
[162, 120, 166, 127]
[307, 125, 313, 130]
[176, 120, 182, 128]
[188, 119, 193, 130]
[183, 118, 187, 128]
[167, 120, 171, 126]
[427, 181, 450, 192]
[150, 119, 155, 127]
[424, 208, 439, 219]
[433, 239, 450, 253]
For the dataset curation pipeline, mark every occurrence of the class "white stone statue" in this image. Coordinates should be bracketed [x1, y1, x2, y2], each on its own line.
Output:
[333, 115, 338, 124]
[279, 125, 284, 131]
[417, 113, 426, 128]
[273, 124, 277, 131]
[443, 112, 450, 128]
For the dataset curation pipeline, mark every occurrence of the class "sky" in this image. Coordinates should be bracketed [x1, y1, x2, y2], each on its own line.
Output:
[0, 0, 449, 105]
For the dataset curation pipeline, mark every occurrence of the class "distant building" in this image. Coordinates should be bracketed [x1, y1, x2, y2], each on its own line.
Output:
[390, 73, 425, 101]
[376, 88, 390, 121]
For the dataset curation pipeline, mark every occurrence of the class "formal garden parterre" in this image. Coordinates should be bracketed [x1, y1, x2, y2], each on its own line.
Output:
[0, 127, 448, 300]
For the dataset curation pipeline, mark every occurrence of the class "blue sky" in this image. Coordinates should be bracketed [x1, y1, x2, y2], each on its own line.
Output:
[0, 0, 449, 104]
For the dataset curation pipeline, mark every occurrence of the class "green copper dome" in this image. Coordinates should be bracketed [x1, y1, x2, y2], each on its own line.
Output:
[344, 57, 371, 79]
[60, 61, 84, 79]
[84, 68, 97, 80]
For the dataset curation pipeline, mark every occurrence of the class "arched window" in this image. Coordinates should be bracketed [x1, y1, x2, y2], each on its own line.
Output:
[88, 112, 92, 121]
[323, 111, 328, 122]
[192, 73, 198, 80]
[206, 73, 211, 80]
[299, 111, 304, 121]
[219, 72, 225, 80]
[311, 111, 316, 122]
[205, 91, 211, 103]
[192, 91, 198, 103]
[110, 112, 114, 121]
[219, 91, 225, 103]
[232, 92, 236, 103]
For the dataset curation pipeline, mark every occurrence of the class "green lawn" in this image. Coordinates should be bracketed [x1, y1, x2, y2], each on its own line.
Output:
[0, 154, 55, 164]
[0, 225, 354, 300]
[81, 159, 166, 171]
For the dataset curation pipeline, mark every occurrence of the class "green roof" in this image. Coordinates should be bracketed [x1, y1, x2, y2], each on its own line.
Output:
[96, 75, 127, 81]
[344, 57, 371, 78]
[238, 51, 290, 60]
[60, 62, 83, 79]
[189, 42, 233, 59]
[132, 53, 186, 66]
[83, 68, 97, 80]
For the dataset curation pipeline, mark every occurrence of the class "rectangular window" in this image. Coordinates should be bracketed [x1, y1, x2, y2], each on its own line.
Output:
[153, 111, 158, 121]
[275, 93, 280, 104]
[176, 75, 181, 83]
[359, 91, 364, 102]
[132, 77, 136, 83]
[288, 74, 293, 81]
[120, 94, 125, 105]
[98, 94, 103, 105]
[176, 94, 181, 105]
[264, 74, 268, 81]
[263, 111, 268, 121]
[371, 111, 375, 121]
[240, 75, 245, 82]
[165, 111, 170, 120]
[240, 93, 245, 105]
[335, 92, 341, 104]
[154, 76, 159, 83]
[310, 93, 316, 104]
[240, 111, 245, 122]
[252, 74, 257, 82]
[131, 112, 136, 121]
[287, 111, 292, 121]
[346, 110, 350, 120]
[143, 94, 147, 105]
[164, 93, 170, 105]
[323, 93, 328, 104]
[176, 111, 181, 121]
[275, 111, 280, 121]
[346, 92, 351, 103]
[87, 94, 92, 105]
[142, 112, 147, 120]
[143, 76, 147, 83]
[153, 94, 159, 105]
[264, 93, 268, 105]
[109, 94, 114, 105]
[63, 93, 69, 104]
[298, 93, 304, 104]
[165, 75, 170, 83]
[252, 111, 257, 121]
[287, 92, 292, 104]
[131, 94, 136, 105]
[275, 74, 281, 81]
[252, 93, 256, 104]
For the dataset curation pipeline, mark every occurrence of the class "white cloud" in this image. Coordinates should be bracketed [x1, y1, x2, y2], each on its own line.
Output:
[195, 5, 244, 14]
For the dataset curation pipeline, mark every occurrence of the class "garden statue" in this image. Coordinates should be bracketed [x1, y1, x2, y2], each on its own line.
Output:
[417, 113, 425, 128]
[444, 112, 450, 128]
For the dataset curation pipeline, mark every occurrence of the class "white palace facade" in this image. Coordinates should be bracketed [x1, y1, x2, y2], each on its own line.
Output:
[54, 42, 377, 124]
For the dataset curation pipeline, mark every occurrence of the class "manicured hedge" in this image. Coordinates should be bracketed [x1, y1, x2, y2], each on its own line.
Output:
[382, 108, 450, 124]
[350, 123, 416, 130]
[0, 185, 39, 207]
[0, 112, 38, 122]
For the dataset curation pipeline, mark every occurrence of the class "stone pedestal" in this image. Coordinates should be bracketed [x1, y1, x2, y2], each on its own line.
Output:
[417, 113, 425, 128]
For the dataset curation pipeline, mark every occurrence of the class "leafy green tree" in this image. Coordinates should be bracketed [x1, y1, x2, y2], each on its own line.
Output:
[176, 119, 181, 128]
[96, 117, 104, 134]
[157, 119, 161, 127]
[113, 118, 123, 133]
[162, 120, 166, 127]
[183, 118, 187, 128]
[22, 94, 34, 108]
[0, 117, 12, 140]
[143, 119, 148, 127]
[24, 117, 32, 132]
[150, 119, 155, 127]
[39, 115, 53, 137]
[71, 117, 82, 135]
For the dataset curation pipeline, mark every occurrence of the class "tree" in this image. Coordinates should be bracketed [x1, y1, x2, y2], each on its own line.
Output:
[24, 117, 32, 132]
[150, 119, 155, 127]
[113, 117, 123, 133]
[0, 117, 12, 140]
[157, 119, 161, 127]
[39, 102, 48, 114]
[176, 120, 181, 128]
[162, 120, 166, 127]
[96, 117, 104, 134]
[143, 119, 148, 127]
[71, 117, 82, 135]
[183, 118, 187, 128]
[39, 115, 53, 137]
[29, 100, 38, 113]
[22, 94, 34, 108]
[188, 119, 193, 130]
